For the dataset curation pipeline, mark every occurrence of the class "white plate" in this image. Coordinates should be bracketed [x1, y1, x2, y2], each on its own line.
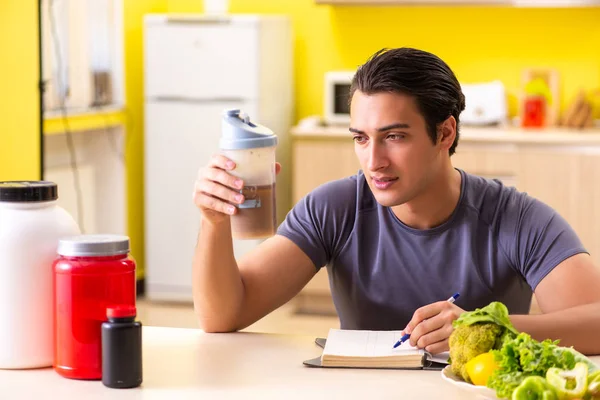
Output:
[440, 365, 499, 400]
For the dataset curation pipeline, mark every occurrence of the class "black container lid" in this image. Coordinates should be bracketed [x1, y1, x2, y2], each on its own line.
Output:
[0, 181, 58, 202]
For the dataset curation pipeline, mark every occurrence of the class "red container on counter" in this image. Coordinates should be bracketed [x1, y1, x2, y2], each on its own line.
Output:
[53, 235, 136, 380]
[522, 96, 546, 128]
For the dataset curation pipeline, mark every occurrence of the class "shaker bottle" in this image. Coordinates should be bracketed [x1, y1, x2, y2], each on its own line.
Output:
[220, 109, 278, 239]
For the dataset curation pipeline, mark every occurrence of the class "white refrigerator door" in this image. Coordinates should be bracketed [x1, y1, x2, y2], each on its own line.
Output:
[144, 19, 259, 101]
[144, 100, 262, 301]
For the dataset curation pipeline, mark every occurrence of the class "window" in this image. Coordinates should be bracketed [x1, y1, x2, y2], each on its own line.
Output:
[41, 0, 124, 113]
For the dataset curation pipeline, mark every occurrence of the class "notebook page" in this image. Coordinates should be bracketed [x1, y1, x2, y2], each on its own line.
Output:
[323, 329, 423, 357]
[430, 352, 450, 365]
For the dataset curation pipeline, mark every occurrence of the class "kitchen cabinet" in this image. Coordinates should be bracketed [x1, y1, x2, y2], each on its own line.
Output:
[292, 136, 356, 315]
[516, 149, 600, 266]
[290, 125, 600, 316]
[452, 142, 519, 187]
[292, 139, 359, 204]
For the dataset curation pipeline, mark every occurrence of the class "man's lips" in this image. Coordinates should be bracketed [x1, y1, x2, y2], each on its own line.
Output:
[371, 176, 398, 190]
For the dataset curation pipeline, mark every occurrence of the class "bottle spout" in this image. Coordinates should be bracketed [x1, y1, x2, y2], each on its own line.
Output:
[224, 109, 250, 124]
[238, 111, 250, 124]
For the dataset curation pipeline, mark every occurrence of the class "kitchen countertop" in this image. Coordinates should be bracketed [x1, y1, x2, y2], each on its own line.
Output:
[291, 124, 600, 145]
[0, 325, 551, 400]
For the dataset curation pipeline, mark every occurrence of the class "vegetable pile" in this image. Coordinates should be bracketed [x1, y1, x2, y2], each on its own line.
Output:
[447, 302, 599, 399]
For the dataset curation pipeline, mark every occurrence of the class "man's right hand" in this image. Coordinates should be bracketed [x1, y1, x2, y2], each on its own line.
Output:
[193, 154, 245, 223]
[192, 154, 304, 333]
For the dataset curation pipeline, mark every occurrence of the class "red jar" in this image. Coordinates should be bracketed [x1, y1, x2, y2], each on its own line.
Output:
[522, 96, 546, 128]
[53, 235, 136, 380]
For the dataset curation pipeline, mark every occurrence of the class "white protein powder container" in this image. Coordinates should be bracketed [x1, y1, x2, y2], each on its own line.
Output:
[0, 181, 80, 369]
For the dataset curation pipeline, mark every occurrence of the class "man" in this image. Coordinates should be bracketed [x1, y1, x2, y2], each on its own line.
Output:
[192, 47, 600, 355]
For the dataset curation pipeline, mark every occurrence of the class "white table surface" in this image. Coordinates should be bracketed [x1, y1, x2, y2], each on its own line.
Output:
[1, 326, 598, 400]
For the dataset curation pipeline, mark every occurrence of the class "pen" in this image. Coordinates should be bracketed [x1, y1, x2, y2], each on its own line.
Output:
[392, 292, 461, 349]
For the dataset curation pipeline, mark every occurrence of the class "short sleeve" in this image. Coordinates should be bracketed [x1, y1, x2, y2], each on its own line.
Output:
[276, 177, 357, 271]
[501, 192, 588, 290]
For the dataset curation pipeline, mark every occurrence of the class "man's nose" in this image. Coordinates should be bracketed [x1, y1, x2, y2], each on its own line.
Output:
[367, 142, 388, 171]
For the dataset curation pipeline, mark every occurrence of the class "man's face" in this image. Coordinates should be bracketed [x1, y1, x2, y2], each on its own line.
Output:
[349, 90, 446, 207]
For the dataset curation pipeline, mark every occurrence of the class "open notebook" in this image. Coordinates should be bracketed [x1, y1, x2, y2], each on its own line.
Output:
[303, 329, 450, 370]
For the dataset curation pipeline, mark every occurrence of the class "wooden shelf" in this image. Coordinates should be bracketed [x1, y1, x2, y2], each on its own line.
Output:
[291, 124, 600, 145]
[315, 0, 600, 6]
[43, 106, 127, 136]
[316, 0, 510, 4]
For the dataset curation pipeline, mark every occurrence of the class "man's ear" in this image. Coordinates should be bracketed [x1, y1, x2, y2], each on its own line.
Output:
[437, 116, 457, 152]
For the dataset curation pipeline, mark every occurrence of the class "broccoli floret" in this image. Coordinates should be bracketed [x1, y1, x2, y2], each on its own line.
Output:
[449, 322, 504, 382]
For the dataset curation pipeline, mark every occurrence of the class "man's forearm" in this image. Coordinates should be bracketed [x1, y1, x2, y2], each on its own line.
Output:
[192, 217, 244, 333]
[510, 302, 600, 355]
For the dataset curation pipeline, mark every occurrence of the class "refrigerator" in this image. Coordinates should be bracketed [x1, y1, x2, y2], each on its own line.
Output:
[143, 14, 293, 301]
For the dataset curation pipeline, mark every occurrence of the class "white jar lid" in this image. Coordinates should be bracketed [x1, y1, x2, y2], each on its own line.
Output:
[58, 234, 130, 257]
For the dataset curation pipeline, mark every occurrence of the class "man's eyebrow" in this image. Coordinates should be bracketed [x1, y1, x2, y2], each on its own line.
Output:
[377, 123, 410, 132]
[349, 123, 411, 135]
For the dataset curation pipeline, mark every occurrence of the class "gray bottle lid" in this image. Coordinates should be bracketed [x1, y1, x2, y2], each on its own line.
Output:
[219, 109, 277, 150]
[58, 234, 130, 257]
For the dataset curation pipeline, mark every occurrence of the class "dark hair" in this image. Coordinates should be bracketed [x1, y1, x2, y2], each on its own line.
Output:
[350, 48, 465, 156]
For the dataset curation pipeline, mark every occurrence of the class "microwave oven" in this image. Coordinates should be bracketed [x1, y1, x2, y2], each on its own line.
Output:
[324, 71, 355, 125]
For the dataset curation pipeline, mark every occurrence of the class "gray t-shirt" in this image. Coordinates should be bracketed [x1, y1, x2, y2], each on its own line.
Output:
[277, 169, 587, 330]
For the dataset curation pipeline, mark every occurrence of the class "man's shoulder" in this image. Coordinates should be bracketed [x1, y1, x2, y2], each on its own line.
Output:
[462, 169, 563, 233]
[461, 170, 532, 224]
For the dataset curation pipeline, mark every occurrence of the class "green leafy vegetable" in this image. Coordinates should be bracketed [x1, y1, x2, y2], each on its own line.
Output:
[487, 332, 599, 399]
[563, 347, 599, 375]
[489, 370, 528, 399]
[448, 301, 599, 399]
[453, 302, 520, 337]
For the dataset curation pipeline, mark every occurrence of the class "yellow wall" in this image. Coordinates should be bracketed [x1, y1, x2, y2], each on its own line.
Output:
[229, 1, 600, 119]
[125, 0, 600, 278]
[164, 0, 600, 118]
[0, 2, 41, 181]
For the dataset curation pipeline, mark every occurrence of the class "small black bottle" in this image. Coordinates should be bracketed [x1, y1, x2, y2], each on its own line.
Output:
[101, 305, 143, 388]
